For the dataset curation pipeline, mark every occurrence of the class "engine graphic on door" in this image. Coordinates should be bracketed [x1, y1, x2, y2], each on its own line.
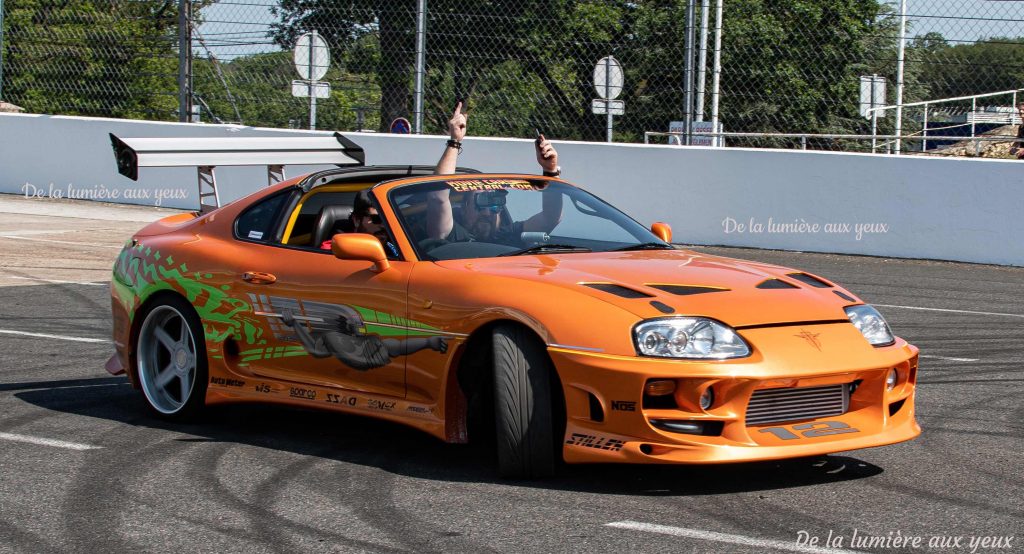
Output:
[248, 294, 448, 371]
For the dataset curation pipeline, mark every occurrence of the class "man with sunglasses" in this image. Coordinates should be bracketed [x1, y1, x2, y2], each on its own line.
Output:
[320, 190, 400, 258]
[428, 102, 563, 244]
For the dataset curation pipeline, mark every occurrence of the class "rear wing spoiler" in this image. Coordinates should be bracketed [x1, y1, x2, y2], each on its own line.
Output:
[110, 133, 365, 213]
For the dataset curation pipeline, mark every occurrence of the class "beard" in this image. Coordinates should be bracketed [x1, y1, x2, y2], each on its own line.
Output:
[470, 216, 496, 239]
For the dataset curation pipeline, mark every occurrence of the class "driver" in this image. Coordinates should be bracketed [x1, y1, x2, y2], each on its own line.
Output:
[426, 102, 563, 244]
[320, 190, 399, 258]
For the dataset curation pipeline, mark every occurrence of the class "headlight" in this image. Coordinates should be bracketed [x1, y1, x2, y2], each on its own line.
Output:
[634, 318, 751, 359]
[845, 304, 895, 346]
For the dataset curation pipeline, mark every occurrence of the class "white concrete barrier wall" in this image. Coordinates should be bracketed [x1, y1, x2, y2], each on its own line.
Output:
[2, 113, 1022, 266]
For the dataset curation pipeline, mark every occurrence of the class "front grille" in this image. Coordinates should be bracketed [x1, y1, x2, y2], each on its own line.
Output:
[745, 384, 849, 425]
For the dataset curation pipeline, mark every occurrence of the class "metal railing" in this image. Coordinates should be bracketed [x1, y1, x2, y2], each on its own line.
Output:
[866, 88, 1024, 153]
[644, 131, 1019, 157]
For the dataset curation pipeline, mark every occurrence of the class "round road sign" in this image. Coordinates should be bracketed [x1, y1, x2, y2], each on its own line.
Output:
[390, 117, 411, 134]
[294, 32, 330, 81]
[593, 56, 623, 100]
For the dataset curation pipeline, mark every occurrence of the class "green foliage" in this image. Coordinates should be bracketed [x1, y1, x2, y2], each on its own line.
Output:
[912, 35, 1024, 100]
[10, 0, 1012, 144]
[192, 50, 381, 129]
[4, 0, 179, 119]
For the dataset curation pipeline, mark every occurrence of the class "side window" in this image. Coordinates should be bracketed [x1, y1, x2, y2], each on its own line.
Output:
[285, 191, 358, 246]
[234, 191, 291, 243]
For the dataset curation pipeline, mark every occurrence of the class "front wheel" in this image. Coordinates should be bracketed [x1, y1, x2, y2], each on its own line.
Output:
[135, 297, 208, 420]
[492, 324, 559, 478]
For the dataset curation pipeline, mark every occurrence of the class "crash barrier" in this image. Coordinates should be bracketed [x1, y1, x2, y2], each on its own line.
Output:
[2, 113, 1022, 266]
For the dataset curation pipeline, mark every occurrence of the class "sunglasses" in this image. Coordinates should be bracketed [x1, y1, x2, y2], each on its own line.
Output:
[358, 213, 383, 225]
[471, 191, 507, 214]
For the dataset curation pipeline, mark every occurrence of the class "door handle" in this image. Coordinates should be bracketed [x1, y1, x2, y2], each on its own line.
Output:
[242, 271, 277, 285]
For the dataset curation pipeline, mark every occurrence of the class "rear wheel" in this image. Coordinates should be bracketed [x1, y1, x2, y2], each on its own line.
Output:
[135, 297, 208, 420]
[492, 324, 559, 478]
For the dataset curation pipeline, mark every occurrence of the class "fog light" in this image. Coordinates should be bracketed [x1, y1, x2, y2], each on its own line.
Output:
[645, 379, 677, 396]
[886, 368, 898, 390]
[700, 387, 714, 410]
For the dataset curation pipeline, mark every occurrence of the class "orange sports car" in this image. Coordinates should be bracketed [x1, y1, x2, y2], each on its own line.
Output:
[107, 165, 920, 478]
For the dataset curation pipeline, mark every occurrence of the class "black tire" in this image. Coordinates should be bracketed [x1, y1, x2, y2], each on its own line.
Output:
[134, 295, 208, 421]
[492, 324, 559, 478]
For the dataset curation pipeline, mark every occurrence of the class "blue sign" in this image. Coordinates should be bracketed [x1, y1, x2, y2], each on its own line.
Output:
[390, 117, 411, 134]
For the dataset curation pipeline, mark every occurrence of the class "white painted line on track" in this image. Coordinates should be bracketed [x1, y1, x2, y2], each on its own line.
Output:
[0, 432, 102, 451]
[0, 234, 123, 249]
[605, 521, 868, 554]
[9, 276, 106, 286]
[874, 303, 1024, 319]
[919, 354, 979, 362]
[0, 329, 110, 343]
[0, 229, 77, 236]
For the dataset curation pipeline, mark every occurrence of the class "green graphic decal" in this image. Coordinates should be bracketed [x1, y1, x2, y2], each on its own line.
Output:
[352, 305, 442, 337]
[239, 345, 309, 362]
[114, 242, 264, 345]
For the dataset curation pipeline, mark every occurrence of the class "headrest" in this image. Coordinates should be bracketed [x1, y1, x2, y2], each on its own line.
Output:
[313, 204, 355, 246]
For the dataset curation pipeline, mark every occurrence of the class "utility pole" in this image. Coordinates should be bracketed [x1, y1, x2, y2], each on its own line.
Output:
[177, 0, 193, 122]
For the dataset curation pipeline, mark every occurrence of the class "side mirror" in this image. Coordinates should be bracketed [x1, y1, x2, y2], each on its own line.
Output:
[651, 222, 672, 244]
[331, 233, 390, 272]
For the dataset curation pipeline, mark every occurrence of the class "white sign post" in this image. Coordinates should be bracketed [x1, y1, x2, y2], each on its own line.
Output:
[860, 74, 886, 152]
[593, 56, 624, 142]
[293, 31, 331, 130]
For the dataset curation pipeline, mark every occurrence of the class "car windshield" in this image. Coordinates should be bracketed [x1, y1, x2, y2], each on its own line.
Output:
[388, 178, 670, 261]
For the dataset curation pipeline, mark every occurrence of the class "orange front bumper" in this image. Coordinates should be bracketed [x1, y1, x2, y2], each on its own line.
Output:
[549, 322, 921, 464]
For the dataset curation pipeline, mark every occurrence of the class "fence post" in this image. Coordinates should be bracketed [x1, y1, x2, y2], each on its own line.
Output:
[413, 0, 427, 133]
[922, 103, 928, 152]
[710, 0, 723, 137]
[683, 0, 696, 145]
[971, 97, 976, 144]
[695, 0, 710, 121]
[177, 0, 193, 122]
[894, 0, 907, 154]
[0, 0, 5, 101]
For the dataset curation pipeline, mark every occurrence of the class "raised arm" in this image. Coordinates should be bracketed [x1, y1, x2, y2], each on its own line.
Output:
[522, 134, 563, 233]
[427, 103, 467, 239]
[434, 102, 467, 175]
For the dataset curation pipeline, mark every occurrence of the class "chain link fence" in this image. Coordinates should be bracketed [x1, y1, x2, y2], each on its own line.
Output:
[2, 0, 1024, 152]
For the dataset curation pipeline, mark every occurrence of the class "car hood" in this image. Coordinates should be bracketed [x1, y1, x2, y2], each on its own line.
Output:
[434, 249, 861, 327]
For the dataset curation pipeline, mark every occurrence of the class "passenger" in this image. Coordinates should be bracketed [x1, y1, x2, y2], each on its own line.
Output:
[428, 102, 563, 243]
[320, 190, 400, 258]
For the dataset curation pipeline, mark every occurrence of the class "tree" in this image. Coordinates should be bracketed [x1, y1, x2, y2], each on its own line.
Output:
[271, 0, 414, 133]
[913, 36, 1024, 101]
[3, 0, 179, 119]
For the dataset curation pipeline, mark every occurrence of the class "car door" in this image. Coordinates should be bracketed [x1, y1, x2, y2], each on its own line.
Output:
[231, 244, 413, 399]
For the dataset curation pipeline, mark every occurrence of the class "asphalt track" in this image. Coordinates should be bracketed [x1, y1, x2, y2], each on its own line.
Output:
[1, 198, 1022, 553]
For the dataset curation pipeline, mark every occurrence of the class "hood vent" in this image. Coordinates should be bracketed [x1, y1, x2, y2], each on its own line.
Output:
[647, 284, 728, 296]
[756, 278, 798, 289]
[834, 290, 856, 302]
[787, 272, 833, 288]
[582, 283, 653, 299]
